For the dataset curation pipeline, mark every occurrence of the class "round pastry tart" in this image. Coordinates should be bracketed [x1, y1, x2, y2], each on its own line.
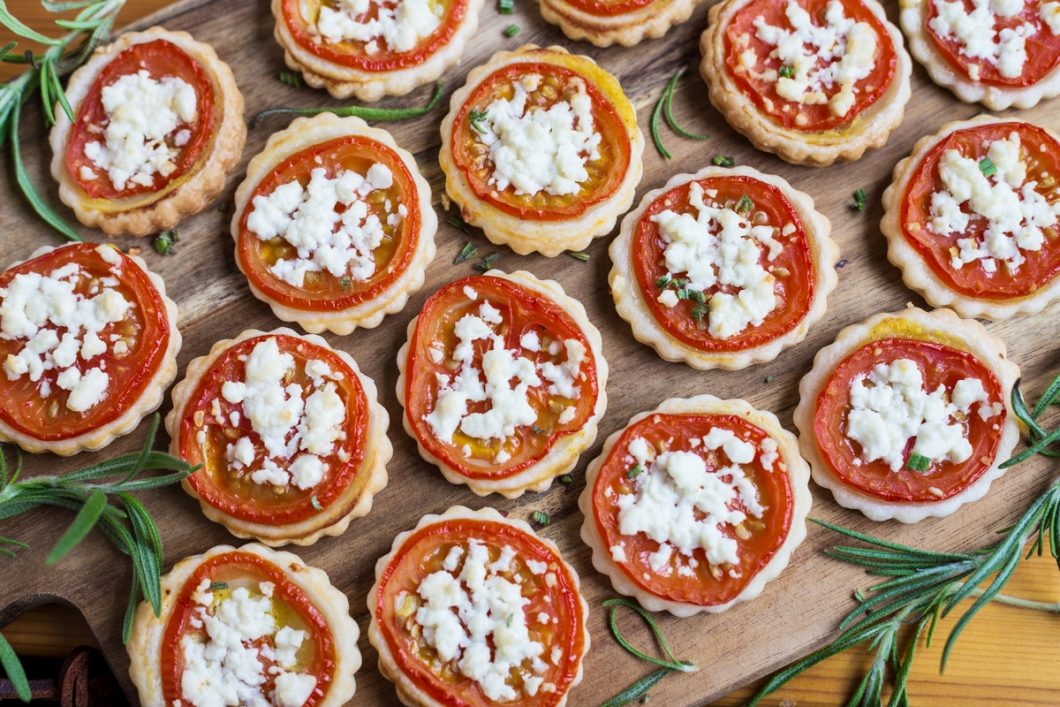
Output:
[700, 0, 912, 166]
[128, 543, 359, 706]
[900, 0, 1060, 110]
[439, 45, 644, 256]
[882, 115, 1060, 320]
[233, 114, 436, 334]
[271, 0, 485, 101]
[609, 166, 837, 370]
[166, 328, 390, 546]
[368, 506, 589, 706]
[49, 27, 245, 236]
[794, 307, 1020, 523]
[580, 395, 812, 616]
[0, 243, 180, 456]
[397, 270, 607, 498]
[539, 0, 706, 47]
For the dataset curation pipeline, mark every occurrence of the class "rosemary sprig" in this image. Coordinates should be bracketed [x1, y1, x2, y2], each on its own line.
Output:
[0, 0, 126, 241]
[0, 413, 197, 644]
[250, 81, 444, 128]
[603, 598, 696, 706]
[750, 373, 1060, 706]
[0, 629, 29, 702]
[277, 69, 304, 88]
[650, 69, 708, 159]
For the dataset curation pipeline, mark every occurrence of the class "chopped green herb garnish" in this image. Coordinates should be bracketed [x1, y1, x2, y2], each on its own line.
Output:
[558, 474, 574, 486]
[778, 65, 795, 79]
[854, 588, 866, 602]
[339, 275, 352, 290]
[278, 70, 304, 88]
[906, 453, 931, 472]
[531, 424, 546, 435]
[498, 0, 514, 14]
[567, 250, 591, 262]
[152, 230, 179, 256]
[251, 81, 444, 127]
[655, 275, 672, 289]
[627, 464, 644, 479]
[506, 613, 514, 627]
[687, 289, 705, 304]
[454, 240, 478, 264]
[712, 155, 735, 168]
[473, 253, 501, 273]
[765, 375, 775, 384]
[209, 581, 228, 591]
[852, 188, 867, 212]
[311, 496, 323, 511]
[531, 510, 551, 526]
[691, 304, 707, 322]
[469, 108, 488, 133]
[503, 24, 520, 37]
[979, 157, 997, 177]
[447, 214, 472, 234]
[735, 195, 754, 214]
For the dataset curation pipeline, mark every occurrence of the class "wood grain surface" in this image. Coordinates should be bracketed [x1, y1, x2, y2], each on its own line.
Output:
[0, 0, 1058, 705]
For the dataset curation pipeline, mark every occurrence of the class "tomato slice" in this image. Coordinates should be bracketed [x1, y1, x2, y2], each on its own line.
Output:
[403, 275, 599, 479]
[161, 551, 335, 706]
[591, 413, 794, 606]
[900, 120, 1060, 300]
[280, 0, 468, 72]
[0, 244, 171, 442]
[723, 0, 896, 131]
[178, 334, 369, 525]
[235, 135, 422, 312]
[64, 39, 216, 200]
[450, 60, 632, 221]
[926, 0, 1060, 88]
[814, 337, 1005, 503]
[374, 518, 586, 706]
[630, 174, 815, 352]
[561, 0, 656, 15]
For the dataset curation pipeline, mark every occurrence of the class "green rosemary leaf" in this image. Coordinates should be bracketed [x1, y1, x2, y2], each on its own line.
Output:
[1000, 428, 1060, 467]
[735, 195, 754, 214]
[473, 253, 501, 273]
[311, 495, 323, 511]
[649, 83, 671, 160]
[469, 108, 488, 133]
[978, 157, 997, 177]
[603, 598, 696, 672]
[39, 60, 57, 126]
[558, 474, 574, 486]
[52, 64, 74, 122]
[778, 65, 795, 79]
[566, 250, 590, 262]
[905, 452, 931, 472]
[1032, 374, 1060, 419]
[503, 24, 520, 38]
[120, 493, 162, 574]
[661, 69, 708, 141]
[0, 536, 28, 558]
[121, 571, 140, 644]
[852, 188, 867, 212]
[210, 581, 229, 591]
[278, 69, 304, 88]
[940, 543, 1022, 669]
[530, 510, 551, 526]
[10, 100, 83, 241]
[251, 81, 444, 127]
[45, 488, 107, 564]
[0, 5, 62, 45]
[712, 155, 735, 167]
[627, 464, 643, 479]
[601, 667, 670, 707]
[0, 630, 30, 702]
[152, 229, 179, 256]
[655, 275, 671, 289]
[811, 518, 973, 562]
[498, 0, 514, 14]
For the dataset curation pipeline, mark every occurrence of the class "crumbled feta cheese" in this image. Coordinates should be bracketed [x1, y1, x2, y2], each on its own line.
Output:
[928, 0, 1048, 80]
[313, 0, 442, 53]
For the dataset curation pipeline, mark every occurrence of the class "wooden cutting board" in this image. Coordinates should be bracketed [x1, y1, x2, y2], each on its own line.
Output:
[0, 0, 1056, 704]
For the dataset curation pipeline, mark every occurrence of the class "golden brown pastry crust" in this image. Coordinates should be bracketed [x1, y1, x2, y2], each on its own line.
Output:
[609, 166, 838, 370]
[0, 243, 181, 456]
[128, 542, 360, 707]
[231, 114, 437, 335]
[438, 44, 644, 256]
[538, 0, 706, 48]
[700, 0, 912, 166]
[367, 505, 590, 707]
[579, 394, 812, 617]
[900, 0, 1060, 110]
[271, 0, 485, 101]
[49, 27, 245, 237]
[793, 307, 1021, 523]
[165, 328, 391, 546]
[396, 270, 608, 497]
[881, 114, 1060, 320]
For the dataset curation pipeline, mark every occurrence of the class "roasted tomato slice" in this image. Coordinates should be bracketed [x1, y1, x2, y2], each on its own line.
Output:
[280, 0, 468, 72]
[0, 243, 171, 441]
[925, 0, 1060, 88]
[724, 0, 896, 131]
[179, 333, 369, 525]
[900, 120, 1060, 300]
[631, 174, 815, 352]
[561, 0, 656, 15]
[235, 134, 422, 312]
[450, 58, 633, 221]
[65, 39, 216, 201]
[814, 337, 1006, 503]
[161, 551, 336, 706]
[404, 275, 599, 479]
[591, 413, 794, 606]
[375, 517, 586, 705]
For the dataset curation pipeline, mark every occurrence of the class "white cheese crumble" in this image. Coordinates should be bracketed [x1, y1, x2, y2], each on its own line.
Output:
[179, 578, 316, 707]
[928, 132, 1059, 275]
[83, 70, 197, 191]
[218, 338, 346, 491]
[651, 181, 783, 339]
[750, 0, 879, 118]
[616, 430, 771, 570]
[413, 539, 548, 702]
[312, 0, 442, 54]
[474, 73, 602, 198]
[247, 164, 396, 288]
[845, 358, 1000, 471]
[1, 260, 132, 413]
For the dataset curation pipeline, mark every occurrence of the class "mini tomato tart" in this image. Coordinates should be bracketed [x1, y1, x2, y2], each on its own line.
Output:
[397, 271, 607, 498]
[794, 307, 1020, 523]
[368, 506, 589, 706]
[882, 115, 1060, 320]
[439, 45, 644, 256]
[610, 166, 837, 370]
[128, 543, 359, 707]
[271, 0, 485, 101]
[900, 0, 1060, 110]
[538, 0, 706, 47]
[580, 395, 812, 616]
[700, 0, 912, 166]
[165, 328, 390, 546]
[0, 243, 180, 456]
[233, 114, 436, 334]
[49, 28, 245, 237]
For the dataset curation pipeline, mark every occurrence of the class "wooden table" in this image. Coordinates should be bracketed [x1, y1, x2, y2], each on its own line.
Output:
[1, 1, 1057, 705]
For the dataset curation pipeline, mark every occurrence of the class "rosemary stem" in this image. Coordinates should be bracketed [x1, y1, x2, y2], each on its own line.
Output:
[968, 588, 1060, 613]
